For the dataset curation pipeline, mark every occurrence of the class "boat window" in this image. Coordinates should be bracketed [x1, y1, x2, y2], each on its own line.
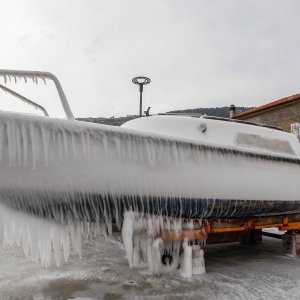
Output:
[235, 133, 295, 155]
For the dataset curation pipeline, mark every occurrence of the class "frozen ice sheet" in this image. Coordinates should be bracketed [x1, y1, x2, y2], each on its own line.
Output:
[0, 235, 300, 300]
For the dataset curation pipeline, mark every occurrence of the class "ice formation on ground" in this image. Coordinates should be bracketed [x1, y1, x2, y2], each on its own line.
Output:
[1, 233, 300, 299]
[121, 211, 208, 276]
[0, 202, 207, 276]
[122, 211, 184, 274]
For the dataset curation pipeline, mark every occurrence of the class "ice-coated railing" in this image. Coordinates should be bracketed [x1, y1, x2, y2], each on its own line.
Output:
[0, 83, 49, 117]
[0, 69, 74, 120]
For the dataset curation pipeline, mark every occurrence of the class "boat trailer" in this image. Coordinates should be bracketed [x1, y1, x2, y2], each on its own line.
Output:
[122, 213, 300, 277]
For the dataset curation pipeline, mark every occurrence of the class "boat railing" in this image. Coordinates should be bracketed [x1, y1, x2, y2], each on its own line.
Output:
[0, 83, 49, 117]
[0, 69, 74, 120]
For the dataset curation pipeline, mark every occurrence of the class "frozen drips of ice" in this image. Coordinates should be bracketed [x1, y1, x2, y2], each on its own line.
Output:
[0, 72, 45, 85]
[181, 238, 193, 278]
[0, 204, 207, 276]
[192, 245, 206, 275]
[121, 212, 205, 276]
[122, 211, 135, 268]
[0, 203, 82, 267]
[179, 241, 205, 278]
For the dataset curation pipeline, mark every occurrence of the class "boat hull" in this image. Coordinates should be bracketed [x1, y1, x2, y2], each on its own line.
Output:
[2, 190, 300, 221]
[0, 112, 300, 221]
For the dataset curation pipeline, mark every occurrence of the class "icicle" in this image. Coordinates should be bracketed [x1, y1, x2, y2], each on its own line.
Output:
[192, 245, 206, 275]
[62, 130, 68, 158]
[71, 132, 77, 160]
[15, 123, 22, 167]
[0, 123, 4, 163]
[29, 123, 39, 169]
[6, 120, 17, 166]
[181, 238, 192, 278]
[21, 123, 28, 165]
[80, 132, 87, 159]
[41, 126, 50, 166]
[0, 202, 83, 267]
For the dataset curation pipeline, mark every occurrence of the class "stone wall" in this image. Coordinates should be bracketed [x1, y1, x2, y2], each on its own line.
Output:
[236, 101, 300, 132]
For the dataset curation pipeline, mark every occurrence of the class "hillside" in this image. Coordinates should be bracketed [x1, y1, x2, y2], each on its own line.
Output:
[168, 106, 251, 118]
[76, 115, 138, 127]
[77, 106, 252, 126]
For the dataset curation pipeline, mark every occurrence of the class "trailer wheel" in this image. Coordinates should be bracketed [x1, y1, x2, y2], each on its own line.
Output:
[161, 251, 180, 271]
[161, 253, 173, 266]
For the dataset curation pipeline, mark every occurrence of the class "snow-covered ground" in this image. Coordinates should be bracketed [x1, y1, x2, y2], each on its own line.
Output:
[0, 235, 299, 300]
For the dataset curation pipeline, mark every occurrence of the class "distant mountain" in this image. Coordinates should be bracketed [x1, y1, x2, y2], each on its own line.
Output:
[167, 106, 252, 118]
[77, 106, 252, 126]
[76, 115, 138, 127]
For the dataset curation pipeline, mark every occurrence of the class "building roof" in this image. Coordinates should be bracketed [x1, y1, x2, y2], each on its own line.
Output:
[233, 93, 300, 119]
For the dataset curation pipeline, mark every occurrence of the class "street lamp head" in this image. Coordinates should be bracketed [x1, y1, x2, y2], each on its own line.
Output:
[132, 76, 151, 85]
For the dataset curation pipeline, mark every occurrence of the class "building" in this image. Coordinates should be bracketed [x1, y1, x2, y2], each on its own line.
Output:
[231, 93, 300, 138]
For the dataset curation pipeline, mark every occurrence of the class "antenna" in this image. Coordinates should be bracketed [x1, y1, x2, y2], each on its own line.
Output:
[132, 76, 151, 117]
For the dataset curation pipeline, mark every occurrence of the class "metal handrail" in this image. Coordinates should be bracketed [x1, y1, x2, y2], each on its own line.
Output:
[0, 69, 74, 120]
[0, 83, 49, 117]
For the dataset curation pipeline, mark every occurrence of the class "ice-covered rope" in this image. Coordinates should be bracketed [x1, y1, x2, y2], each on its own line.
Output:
[0, 69, 74, 120]
[0, 83, 49, 117]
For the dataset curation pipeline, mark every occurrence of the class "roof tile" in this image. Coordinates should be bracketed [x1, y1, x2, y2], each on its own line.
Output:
[233, 93, 300, 119]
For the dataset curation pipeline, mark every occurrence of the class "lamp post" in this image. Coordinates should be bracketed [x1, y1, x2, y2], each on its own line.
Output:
[132, 76, 151, 117]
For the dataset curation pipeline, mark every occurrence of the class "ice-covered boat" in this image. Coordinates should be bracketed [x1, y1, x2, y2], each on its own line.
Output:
[0, 69, 300, 226]
[1, 69, 300, 271]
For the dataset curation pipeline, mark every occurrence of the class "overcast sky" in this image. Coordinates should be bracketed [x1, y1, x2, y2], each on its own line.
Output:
[0, 0, 300, 118]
